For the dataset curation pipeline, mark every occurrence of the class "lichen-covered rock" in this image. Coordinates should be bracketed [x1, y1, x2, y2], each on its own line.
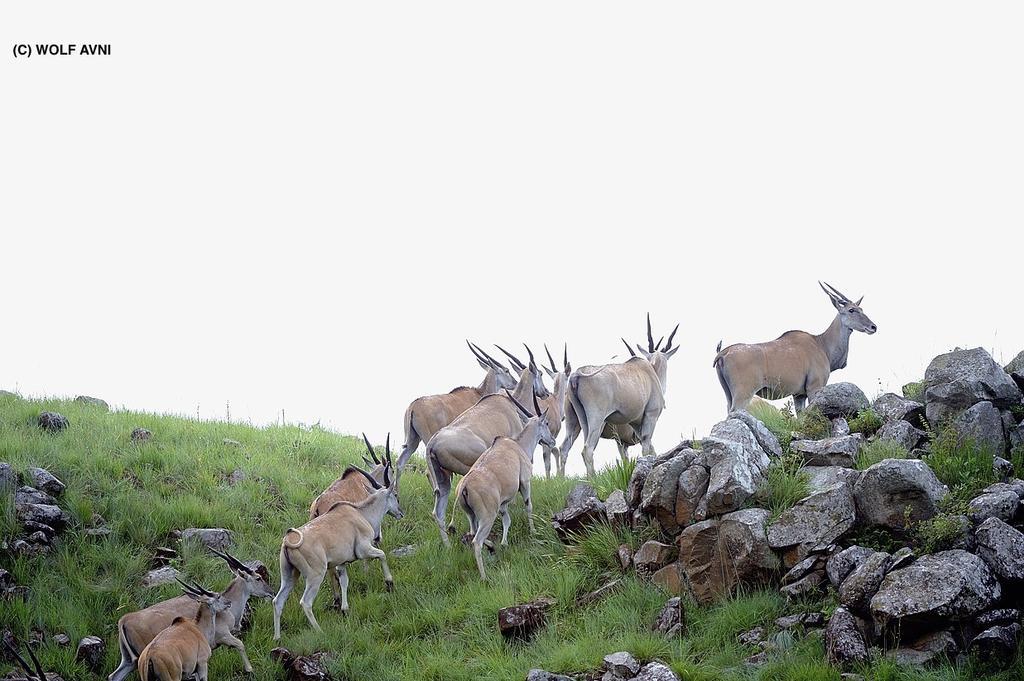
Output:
[552, 484, 607, 541]
[974, 517, 1024, 583]
[809, 383, 870, 419]
[924, 347, 1022, 425]
[950, 401, 1006, 455]
[75, 635, 106, 672]
[876, 420, 925, 451]
[872, 393, 925, 427]
[603, 651, 640, 678]
[176, 527, 234, 551]
[633, 541, 678, 579]
[674, 464, 710, 527]
[887, 629, 958, 666]
[37, 411, 69, 432]
[854, 459, 948, 529]
[790, 435, 863, 468]
[825, 606, 869, 668]
[968, 623, 1022, 672]
[131, 427, 153, 442]
[526, 671, 573, 681]
[632, 662, 681, 681]
[799, 466, 860, 493]
[767, 484, 856, 564]
[497, 598, 553, 641]
[968, 489, 1020, 524]
[604, 489, 628, 528]
[727, 410, 784, 458]
[27, 467, 65, 497]
[826, 546, 875, 588]
[640, 453, 694, 534]
[838, 551, 893, 613]
[652, 596, 685, 636]
[870, 550, 1000, 629]
[626, 455, 656, 509]
[700, 437, 769, 517]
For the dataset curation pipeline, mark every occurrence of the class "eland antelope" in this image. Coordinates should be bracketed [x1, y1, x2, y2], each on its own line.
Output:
[425, 349, 549, 544]
[456, 390, 554, 580]
[309, 433, 400, 524]
[109, 550, 274, 681]
[136, 580, 230, 681]
[272, 448, 400, 637]
[560, 316, 679, 477]
[396, 342, 518, 474]
[713, 281, 876, 413]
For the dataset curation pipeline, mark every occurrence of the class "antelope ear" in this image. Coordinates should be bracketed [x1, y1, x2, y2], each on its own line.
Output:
[665, 345, 680, 358]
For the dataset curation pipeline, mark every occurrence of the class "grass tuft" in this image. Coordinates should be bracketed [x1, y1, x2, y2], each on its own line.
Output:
[848, 409, 883, 436]
[856, 439, 911, 470]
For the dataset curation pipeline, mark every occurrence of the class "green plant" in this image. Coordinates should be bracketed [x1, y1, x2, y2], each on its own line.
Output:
[748, 401, 795, 449]
[925, 429, 999, 501]
[902, 381, 926, 402]
[591, 458, 636, 500]
[755, 452, 811, 520]
[915, 508, 970, 554]
[855, 439, 910, 470]
[848, 409, 883, 436]
[845, 525, 903, 553]
[793, 406, 831, 441]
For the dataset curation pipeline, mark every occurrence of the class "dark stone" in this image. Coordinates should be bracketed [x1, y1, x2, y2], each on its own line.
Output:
[526, 671, 574, 681]
[809, 383, 870, 419]
[27, 468, 64, 497]
[974, 517, 1024, 582]
[37, 411, 69, 432]
[603, 651, 640, 678]
[652, 596, 686, 636]
[825, 606, 869, 668]
[633, 541, 678, 579]
[551, 485, 607, 542]
[52, 633, 71, 647]
[838, 551, 893, 613]
[75, 395, 109, 410]
[888, 629, 958, 666]
[75, 636, 105, 672]
[270, 647, 333, 681]
[872, 393, 926, 427]
[968, 623, 1021, 672]
[498, 598, 554, 641]
[131, 428, 152, 442]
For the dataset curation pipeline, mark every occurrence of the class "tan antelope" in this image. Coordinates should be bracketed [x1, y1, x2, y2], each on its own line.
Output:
[713, 282, 877, 413]
[456, 390, 555, 580]
[108, 550, 274, 681]
[425, 348, 550, 545]
[3, 640, 48, 681]
[136, 580, 230, 681]
[560, 316, 679, 477]
[272, 449, 400, 638]
[309, 433, 398, 524]
[395, 342, 518, 474]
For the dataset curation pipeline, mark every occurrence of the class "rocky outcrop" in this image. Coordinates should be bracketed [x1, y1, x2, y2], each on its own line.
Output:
[872, 393, 925, 427]
[837, 551, 893, 613]
[825, 606, 869, 667]
[767, 484, 856, 565]
[923, 347, 1022, 424]
[809, 383, 870, 419]
[799, 466, 860, 493]
[790, 435, 863, 468]
[853, 459, 948, 530]
[552, 484, 607, 541]
[974, 518, 1024, 583]
[950, 401, 1006, 455]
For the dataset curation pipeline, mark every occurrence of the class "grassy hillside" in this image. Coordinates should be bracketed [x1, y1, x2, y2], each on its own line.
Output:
[0, 393, 1012, 680]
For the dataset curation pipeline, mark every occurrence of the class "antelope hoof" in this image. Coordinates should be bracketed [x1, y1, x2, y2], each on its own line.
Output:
[385, 580, 394, 592]
[446, 524, 457, 535]
[331, 598, 343, 611]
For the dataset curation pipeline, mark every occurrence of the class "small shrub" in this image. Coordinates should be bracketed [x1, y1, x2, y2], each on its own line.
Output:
[755, 451, 811, 520]
[848, 409, 882, 436]
[902, 381, 926, 401]
[748, 401, 795, 449]
[925, 429, 999, 501]
[915, 509, 969, 554]
[794, 406, 831, 441]
[845, 525, 903, 553]
[855, 439, 910, 470]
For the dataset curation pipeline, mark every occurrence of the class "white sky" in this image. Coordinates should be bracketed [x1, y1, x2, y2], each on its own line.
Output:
[2, 2, 1022, 476]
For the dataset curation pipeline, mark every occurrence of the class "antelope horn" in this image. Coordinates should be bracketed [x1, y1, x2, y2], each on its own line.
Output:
[820, 281, 849, 304]
[665, 323, 680, 351]
[533, 389, 543, 417]
[564, 343, 571, 373]
[3, 641, 43, 681]
[622, 338, 637, 357]
[495, 345, 526, 372]
[471, 343, 508, 372]
[503, 389, 533, 419]
[647, 313, 655, 352]
[352, 465, 382, 490]
[362, 433, 381, 465]
[175, 577, 204, 597]
[544, 344, 558, 374]
[209, 547, 253, 574]
[466, 340, 490, 366]
[524, 344, 538, 370]
[825, 281, 853, 303]
[385, 432, 391, 459]
[654, 336, 665, 351]
[26, 642, 47, 681]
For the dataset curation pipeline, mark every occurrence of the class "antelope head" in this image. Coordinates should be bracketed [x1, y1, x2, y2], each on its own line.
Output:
[820, 281, 877, 335]
[177, 578, 232, 616]
[504, 388, 557, 457]
[467, 341, 518, 391]
[355, 435, 403, 519]
[542, 343, 571, 380]
[209, 547, 275, 599]
[495, 344, 552, 399]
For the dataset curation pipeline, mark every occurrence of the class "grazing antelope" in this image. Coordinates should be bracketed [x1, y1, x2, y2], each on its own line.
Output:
[3, 640, 48, 681]
[456, 390, 555, 580]
[108, 550, 274, 681]
[560, 316, 679, 477]
[272, 450, 400, 638]
[425, 348, 550, 545]
[395, 342, 518, 474]
[309, 433, 398, 523]
[137, 580, 230, 681]
[713, 282, 877, 413]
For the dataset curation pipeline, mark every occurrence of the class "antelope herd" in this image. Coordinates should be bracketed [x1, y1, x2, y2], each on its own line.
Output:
[78, 283, 873, 679]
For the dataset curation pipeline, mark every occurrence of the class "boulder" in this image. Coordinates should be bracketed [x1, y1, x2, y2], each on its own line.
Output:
[632, 662, 680, 681]
[1011, 424, 1024, 452]
[75, 636, 106, 672]
[15, 501, 70, 531]
[727, 410, 783, 457]
[526, 671, 573, 681]
[75, 395, 109, 410]
[604, 489, 629, 528]
[876, 420, 925, 451]
[974, 518, 1024, 582]
[37, 411, 69, 432]
[1005, 350, 1024, 375]
[832, 417, 851, 437]
[889, 547, 915, 571]
[776, 612, 825, 629]
[633, 541, 678, 579]
[872, 393, 926, 427]
[700, 437, 769, 517]
[651, 563, 684, 596]
[27, 468, 65, 497]
[498, 598, 554, 641]
[780, 569, 826, 599]
[640, 452, 696, 533]
[809, 383, 870, 419]
[176, 528, 234, 551]
[968, 623, 1021, 672]
[142, 566, 184, 588]
[950, 401, 1006, 455]
[603, 651, 640, 679]
[767, 484, 856, 564]
[887, 629, 958, 666]
[652, 597, 685, 636]
[825, 606, 869, 668]
[799, 466, 860, 493]
[626, 455, 656, 509]
[993, 456, 1014, 481]
[870, 550, 1000, 629]
[131, 427, 153, 442]
[838, 551, 893, 613]
[924, 347, 1022, 424]
[826, 546, 875, 588]
[854, 459, 948, 530]
[674, 464, 710, 528]
[552, 484, 607, 541]
[790, 435, 863, 468]
[968, 489, 1020, 524]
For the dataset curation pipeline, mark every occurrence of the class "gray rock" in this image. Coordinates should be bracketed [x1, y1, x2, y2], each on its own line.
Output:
[737, 626, 765, 646]
[526, 671, 573, 681]
[728, 410, 784, 457]
[0, 462, 16, 491]
[889, 547, 915, 571]
[974, 517, 1024, 582]
[75, 395, 109, 410]
[142, 566, 184, 588]
[790, 435, 863, 468]
[603, 651, 640, 678]
[632, 662, 680, 681]
[854, 459, 948, 529]
[838, 551, 893, 613]
[15, 501, 70, 531]
[177, 528, 234, 551]
[391, 544, 417, 558]
[222, 438, 242, 447]
[782, 554, 822, 585]
[780, 570, 826, 599]
[552, 485, 607, 541]
[27, 467, 65, 497]
[809, 383, 870, 419]
[1005, 350, 1024, 375]
[76, 635, 106, 672]
[872, 393, 926, 427]
[675, 464, 710, 527]
[832, 418, 851, 437]
[633, 541, 678, 579]
[924, 347, 1022, 424]
[825, 606, 869, 668]
[827, 546, 876, 587]
[131, 427, 153, 442]
[37, 411, 69, 432]
[876, 420, 925, 451]
[993, 456, 1014, 481]
[626, 455, 656, 509]
[888, 629, 958, 666]
[968, 623, 1021, 671]
[767, 484, 857, 563]
[15, 485, 57, 507]
[950, 401, 1006, 455]
[1011, 424, 1024, 452]
[640, 453, 694, 533]
[870, 550, 1000, 628]
[968, 489, 1019, 524]
[800, 466, 860, 493]
[652, 596, 685, 635]
[700, 437, 769, 516]
[604, 489, 629, 527]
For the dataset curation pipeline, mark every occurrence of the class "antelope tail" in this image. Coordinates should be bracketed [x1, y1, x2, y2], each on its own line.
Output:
[121, 621, 141, 660]
[283, 528, 304, 550]
[712, 340, 725, 367]
[566, 373, 589, 440]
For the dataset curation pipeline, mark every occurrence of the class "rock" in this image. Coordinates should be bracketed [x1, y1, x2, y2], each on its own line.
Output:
[776, 612, 825, 629]
[604, 489, 629, 527]
[838, 551, 893, 613]
[678, 508, 779, 604]
[924, 347, 1022, 424]
[0, 463, 17, 491]
[575, 580, 621, 607]
[526, 671, 573, 681]
[872, 393, 926, 427]
[951, 401, 1006, 455]
[825, 606, 869, 668]
[497, 598, 554, 641]
[966, 609, 1022, 642]
[391, 545, 417, 558]
[968, 489, 1020, 524]
[854, 459, 948, 530]
[616, 544, 632, 571]
[652, 597, 685, 636]
[176, 528, 234, 551]
[640, 452, 695, 533]
[131, 427, 152, 442]
[876, 420, 925, 451]
[632, 662, 680, 681]
[888, 629, 958, 666]
[651, 563, 684, 596]
[781, 554, 822, 585]
[226, 468, 247, 486]
[737, 626, 765, 647]
[15, 486, 56, 506]
[767, 484, 856, 564]
[552, 484, 607, 541]
[1011, 424, 1024, 452]
[993, 456, 1014, 481]
[75, 395, 109, 410]
[1005, 350, 1024, 375]
[603, 651, 640, 678]
[270, 648, 333, 681]
[870, 550, 1000, 629]
[626, 455, 656, 509]
[809, 383, 870, 419]
[75, 636, 105, 672]
[799, 466, 860, 493]
[974, 517, 1024, 582]
[222, 438, 242, 447]
[674, 464, 710, 528]
[889, 547, 915, 571]
[832, 418, 851, 437]
[27, 468, 65, 497]
[142, 566, 184, 588]
[634, 541, 678, 579]
[968, 623, 1021, 671]
[700, 437, 769, 516]
[151, 546, 179, 567]
[780, 570, 826, 599]
[727, 410, 784, 457]
[15, 501, 69, 531]
[37, 411, 69, 432]
[790, 435, 863, 468]
[52, 633, 71, 647]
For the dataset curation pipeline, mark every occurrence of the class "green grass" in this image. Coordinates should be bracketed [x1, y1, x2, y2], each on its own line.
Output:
[1, 393, 1022, 680]
[754, 452, 811, 521]
[591, 457, 636, 500]
[748, 401, 795, 450]
[925, 430, 999, 501]
[848, 409, 883, 436]
[856, 439, 911, 470]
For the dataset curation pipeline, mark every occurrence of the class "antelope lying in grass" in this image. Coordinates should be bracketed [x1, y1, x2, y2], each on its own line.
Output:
[137, 580, 230, 681]
[109, 550, 274, 681]
[456, 390, 555, 580]
[425, 348, 550, 545]
[713, 282, 877, 413]
[561, 316, 679, 477]
[272, 449, 400, 638]
[309, 433, 397, 523]
[3, 640, 48, 681]
[396, 342, 518, 474]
